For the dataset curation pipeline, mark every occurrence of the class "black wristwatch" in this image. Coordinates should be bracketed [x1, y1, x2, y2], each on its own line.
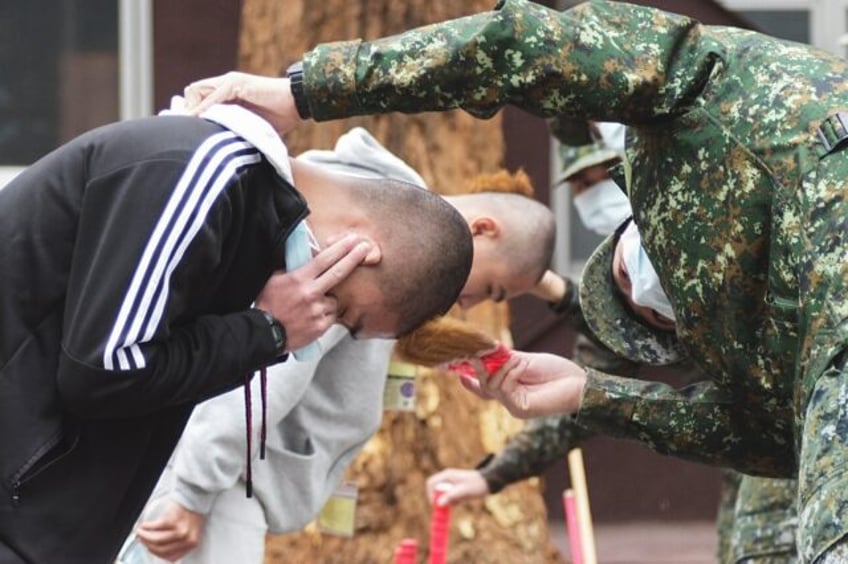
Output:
[286, 61, 311, 120]
[260, 310, 287, 357]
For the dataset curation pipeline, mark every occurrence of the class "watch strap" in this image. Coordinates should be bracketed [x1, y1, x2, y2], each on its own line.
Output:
[260, 310, 287, 357]
[286, 61, 311, 120]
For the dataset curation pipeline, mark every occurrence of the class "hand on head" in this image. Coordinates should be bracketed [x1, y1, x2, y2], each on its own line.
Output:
[255, 234, 372, 351]
[183, 71, 303, 133]
[454, 350, 587, 418]
[426, 469, 490, 506]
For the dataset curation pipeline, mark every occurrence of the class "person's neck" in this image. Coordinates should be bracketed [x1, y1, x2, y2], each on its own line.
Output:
[290, 158, 363, 246]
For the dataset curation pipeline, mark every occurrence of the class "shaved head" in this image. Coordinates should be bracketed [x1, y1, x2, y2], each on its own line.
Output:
[347, 178, 473, 335]
[453, 191, 555, 283]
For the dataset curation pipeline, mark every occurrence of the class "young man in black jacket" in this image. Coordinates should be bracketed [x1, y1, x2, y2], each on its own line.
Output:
[0, 112, 471, 563]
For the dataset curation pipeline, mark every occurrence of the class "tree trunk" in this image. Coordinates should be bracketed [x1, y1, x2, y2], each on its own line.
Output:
[238, 1, 563, 562]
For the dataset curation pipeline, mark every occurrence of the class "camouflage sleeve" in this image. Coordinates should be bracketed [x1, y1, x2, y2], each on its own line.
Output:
[302, 0, 718, 124]
[548, 275, 582, 322]
[573, 333, 640, 376]
[576, 369, 797, 477]
[478, 413, 591, 494]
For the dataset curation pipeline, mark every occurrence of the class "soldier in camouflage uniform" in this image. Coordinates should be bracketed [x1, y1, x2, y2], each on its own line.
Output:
[431, 131, 799, 563]
[183, 0, 848, 560]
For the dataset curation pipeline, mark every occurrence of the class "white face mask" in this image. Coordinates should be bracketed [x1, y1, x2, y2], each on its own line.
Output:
[619, 222, 676, 322]
[596, 122, 626, 153]
[572, 179, 632, 236]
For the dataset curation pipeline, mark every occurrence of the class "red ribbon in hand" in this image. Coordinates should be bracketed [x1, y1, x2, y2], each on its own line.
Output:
[446, 343, 511, 378]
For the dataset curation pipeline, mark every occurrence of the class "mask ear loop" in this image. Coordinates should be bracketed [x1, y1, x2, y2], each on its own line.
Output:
[609, 220, 635, 315]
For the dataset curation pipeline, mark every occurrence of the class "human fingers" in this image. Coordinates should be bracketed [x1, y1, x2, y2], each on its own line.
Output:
[426, 470, 462, 504]
[434, 473, 488, 505]
[184, 72, 299, 133]
[438, 484, 467, 505]
[313, 240, 372, 294]
[136, 517, 174, 533]
[137, 536, 194, 562]
[136, 524, 198, 560]
[282, 297, 339, 351]
[458, 373, 490, 399]
[479, 354, 522, 395]
[183, 73, 234, 113]
[443, 480, 488, 505]
[135, 525, 179, 547]
[296, 234, 362, 276]
[426, 472, 450, 504]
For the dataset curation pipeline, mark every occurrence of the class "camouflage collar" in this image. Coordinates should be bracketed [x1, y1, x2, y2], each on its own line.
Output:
[579, 226, 687, 366]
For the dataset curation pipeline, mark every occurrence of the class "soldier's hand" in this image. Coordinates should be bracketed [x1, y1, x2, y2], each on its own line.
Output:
[183, 71, 304, 133]
[461, 350, 587, 418]
[255, 235, 371, 352]
[426, 469, 490, 506]
[136, 501, 205, 561]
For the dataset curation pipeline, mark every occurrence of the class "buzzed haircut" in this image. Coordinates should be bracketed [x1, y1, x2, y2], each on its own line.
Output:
[348, 177, 473, 336]
[464, 191, 556, 284]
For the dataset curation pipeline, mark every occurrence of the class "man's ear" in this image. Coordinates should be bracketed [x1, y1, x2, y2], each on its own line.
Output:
[470, 216, 500, 239]
[361, 237, 382, 265]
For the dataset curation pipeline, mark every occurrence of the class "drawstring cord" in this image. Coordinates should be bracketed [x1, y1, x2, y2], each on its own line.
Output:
[260, 368, 268, 459]
[243, 367, 269, 498]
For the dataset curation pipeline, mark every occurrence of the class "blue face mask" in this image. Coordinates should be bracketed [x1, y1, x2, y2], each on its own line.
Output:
[284, 221, 323, 360]
[619, 222, 676, 322]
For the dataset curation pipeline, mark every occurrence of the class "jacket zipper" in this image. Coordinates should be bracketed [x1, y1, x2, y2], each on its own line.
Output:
[9, 431, 80, 505]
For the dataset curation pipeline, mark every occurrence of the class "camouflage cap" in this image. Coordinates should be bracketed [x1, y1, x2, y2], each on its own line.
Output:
[579, 226, 687, 366]
[558, 141, 620, 184]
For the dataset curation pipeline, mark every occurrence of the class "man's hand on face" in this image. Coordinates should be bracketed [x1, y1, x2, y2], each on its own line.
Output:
[136, 501, 206, 561]
[255, 234, 372, 352]
[182, 71, 303, 133]
[456, 350, 588, 418]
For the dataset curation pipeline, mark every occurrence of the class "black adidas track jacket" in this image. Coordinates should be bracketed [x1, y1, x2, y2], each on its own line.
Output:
[0, 116, 306, 563]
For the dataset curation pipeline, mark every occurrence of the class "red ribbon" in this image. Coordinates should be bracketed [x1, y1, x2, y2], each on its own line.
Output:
[446, 343, 511, 378]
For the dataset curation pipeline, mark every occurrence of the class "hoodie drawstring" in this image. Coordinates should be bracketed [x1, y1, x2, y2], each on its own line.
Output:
[243, 367, 269, 498]
[260, 368, 268, 459]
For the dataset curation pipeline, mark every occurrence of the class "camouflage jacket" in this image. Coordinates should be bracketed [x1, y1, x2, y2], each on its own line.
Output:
[302, 0, 848, 477]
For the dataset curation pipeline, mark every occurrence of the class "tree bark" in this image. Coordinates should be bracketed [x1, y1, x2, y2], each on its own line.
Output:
[238, 1, 563, 562]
